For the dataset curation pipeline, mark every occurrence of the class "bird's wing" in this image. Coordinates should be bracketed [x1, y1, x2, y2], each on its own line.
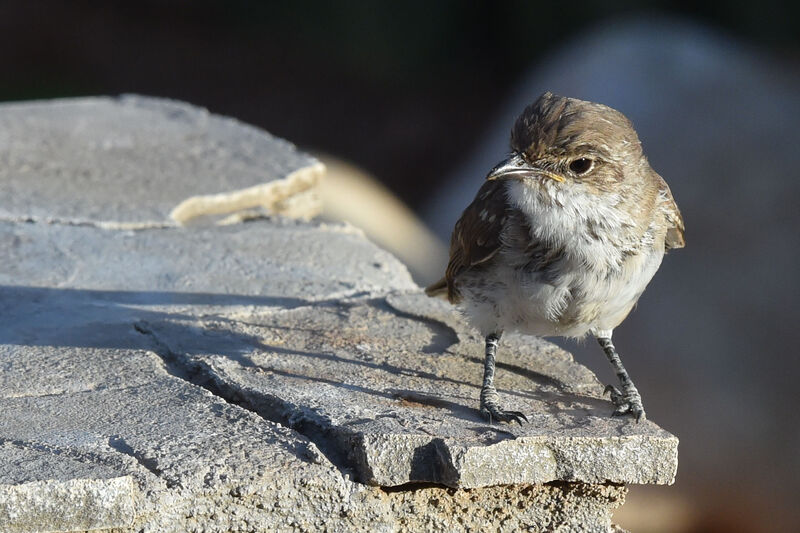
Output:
[657, 176, 685, 250]
[437, 179, 509, 303]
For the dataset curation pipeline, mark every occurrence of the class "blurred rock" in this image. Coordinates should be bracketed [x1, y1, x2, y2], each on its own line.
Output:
[423, 16, 800, 530]
[317, 154, 447, 283]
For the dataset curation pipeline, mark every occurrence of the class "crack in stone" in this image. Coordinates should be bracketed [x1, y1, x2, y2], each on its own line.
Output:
[107, 436, 166, 484]
[0, 437, 135, 478]
[133, 322, 197, 382]
[128, 296, 477, 489]
[131, 320, 359, 480]
[0, 214, 176, 230]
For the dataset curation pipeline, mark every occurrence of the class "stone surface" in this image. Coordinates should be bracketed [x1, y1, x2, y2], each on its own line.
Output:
[383, 482, 627, 532]
[141, 291, 676, 489]
[0, 218, 413, 303]
[0, 218, 633, 532]
[0, 95, 324, 226]
[0, 476, 136, 533]
[0, 96, 676, 531]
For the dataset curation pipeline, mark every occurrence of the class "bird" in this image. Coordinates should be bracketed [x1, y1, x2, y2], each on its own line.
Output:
[426, 92, 684, 424]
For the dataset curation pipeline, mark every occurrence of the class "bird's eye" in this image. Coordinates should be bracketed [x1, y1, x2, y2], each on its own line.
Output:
[569, 158, 594, 175]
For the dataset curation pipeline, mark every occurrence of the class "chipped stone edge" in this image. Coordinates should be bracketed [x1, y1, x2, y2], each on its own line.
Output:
[169, 161, 326, 224]
[355, 433, 678, 489]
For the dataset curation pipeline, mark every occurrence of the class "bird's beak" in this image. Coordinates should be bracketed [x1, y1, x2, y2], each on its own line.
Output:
[486, 153, 565, 183]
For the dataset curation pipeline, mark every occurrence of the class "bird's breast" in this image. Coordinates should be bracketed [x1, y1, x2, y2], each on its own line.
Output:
[487, 181, 666, 334]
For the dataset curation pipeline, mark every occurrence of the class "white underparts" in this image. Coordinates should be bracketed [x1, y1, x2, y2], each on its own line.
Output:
[457, 179, 665, 338]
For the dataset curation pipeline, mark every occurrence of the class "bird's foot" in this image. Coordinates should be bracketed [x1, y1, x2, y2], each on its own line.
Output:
[604, 384, 646, 422]
[479, 389, 528, 425]
[480, 402, 528, 425]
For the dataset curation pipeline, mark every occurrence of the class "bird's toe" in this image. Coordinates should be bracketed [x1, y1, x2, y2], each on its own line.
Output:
[480, 403, 529, 425]
[604, 384, 646, 422]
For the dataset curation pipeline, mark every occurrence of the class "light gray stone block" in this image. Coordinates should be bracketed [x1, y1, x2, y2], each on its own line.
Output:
[0, 218, 415, 302]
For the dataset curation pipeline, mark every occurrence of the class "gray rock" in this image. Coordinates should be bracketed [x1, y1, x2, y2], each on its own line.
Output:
[0, 95, 324, 226]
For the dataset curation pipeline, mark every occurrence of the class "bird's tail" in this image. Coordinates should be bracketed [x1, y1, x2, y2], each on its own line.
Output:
[424, 277, 448, 299]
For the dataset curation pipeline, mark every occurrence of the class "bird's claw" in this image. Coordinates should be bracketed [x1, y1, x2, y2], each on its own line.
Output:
[604, 384, 646, 422]
[480, 403, 528, 425]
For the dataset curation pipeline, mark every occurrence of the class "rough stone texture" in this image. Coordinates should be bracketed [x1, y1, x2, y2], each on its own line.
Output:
[0, 95, 324, 226]
[0, 96, 676, 532]
[383, 482, 627, 532]
[141, 292, 676, 489]
[0, 476, 136, 533]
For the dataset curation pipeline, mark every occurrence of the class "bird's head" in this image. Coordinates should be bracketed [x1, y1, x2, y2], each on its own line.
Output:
[487, 92, 647, 194]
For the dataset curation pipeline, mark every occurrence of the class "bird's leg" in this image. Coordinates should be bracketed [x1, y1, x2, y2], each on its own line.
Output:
[595, 334, 645, 422]
[479, 332, 528, 425]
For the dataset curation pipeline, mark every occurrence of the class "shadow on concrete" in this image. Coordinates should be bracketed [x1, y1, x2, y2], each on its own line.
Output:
[0, 284, 615, 430]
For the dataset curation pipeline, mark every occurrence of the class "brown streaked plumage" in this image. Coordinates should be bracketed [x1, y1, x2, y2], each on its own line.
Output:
[426, 92, 684, 424]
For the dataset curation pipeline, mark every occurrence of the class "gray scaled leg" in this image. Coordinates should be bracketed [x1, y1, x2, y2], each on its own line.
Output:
[479, 333, 528, 425]
[595, 334, 646, 422]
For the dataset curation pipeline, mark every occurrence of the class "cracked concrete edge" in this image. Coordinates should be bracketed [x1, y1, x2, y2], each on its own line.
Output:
[172, 345, 677, 490]
[169, 161, 326, 224]
[0, 476, 137, 533]
[353, 432, 677, 489]
[124, 288, 678, 491]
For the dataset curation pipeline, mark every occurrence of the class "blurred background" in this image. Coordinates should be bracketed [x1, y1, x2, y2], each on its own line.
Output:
[2, 1, 798, 531]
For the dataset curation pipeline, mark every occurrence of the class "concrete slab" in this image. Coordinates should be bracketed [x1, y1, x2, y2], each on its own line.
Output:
[0, 218, 415, 302]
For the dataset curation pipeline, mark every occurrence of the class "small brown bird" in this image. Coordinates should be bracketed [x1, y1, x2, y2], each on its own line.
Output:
[426, 93, 684, 423]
